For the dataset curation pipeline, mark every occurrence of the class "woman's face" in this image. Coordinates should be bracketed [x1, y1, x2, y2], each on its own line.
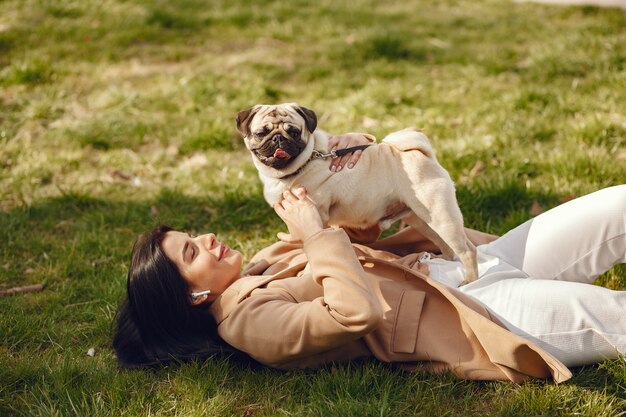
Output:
[161, 231, 243, 303]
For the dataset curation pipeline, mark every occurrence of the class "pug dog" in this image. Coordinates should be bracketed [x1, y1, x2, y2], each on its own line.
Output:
[236, 103, 478, 283]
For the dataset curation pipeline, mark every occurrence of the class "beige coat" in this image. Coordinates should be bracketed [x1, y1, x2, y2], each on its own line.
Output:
[209, 227, 572, 382]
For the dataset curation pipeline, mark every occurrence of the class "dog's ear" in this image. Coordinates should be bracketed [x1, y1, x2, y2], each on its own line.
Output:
[236, 106, 258, 137]
[294, 105, 317, 133]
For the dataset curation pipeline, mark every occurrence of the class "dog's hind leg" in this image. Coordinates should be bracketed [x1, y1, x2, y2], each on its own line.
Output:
[403, 200, 478, 284]
[459, 236, 478, 284]
[402, 212, 456, 260]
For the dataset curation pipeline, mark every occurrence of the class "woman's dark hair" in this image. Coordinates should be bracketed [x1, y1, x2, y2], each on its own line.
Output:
[112, 225, 237, 368]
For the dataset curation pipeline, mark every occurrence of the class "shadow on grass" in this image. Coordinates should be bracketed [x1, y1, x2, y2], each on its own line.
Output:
[0, 186, 280, 296]
[0, 179, 558, 283]
[5, 179, 620, 287]
[0, 186, 277, 239]
[3, 180, 623, 289]
[0, 178, 559, 304]
[456, 180, 562, 233]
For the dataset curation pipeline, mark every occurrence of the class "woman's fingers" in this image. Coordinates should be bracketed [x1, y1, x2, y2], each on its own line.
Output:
[335, 149, 362, 170]
[274, 185, 323, 242]
[282, 187, 307, 202]
[333, 152, 348, 172]
[282, 189, 295, 201]
[329, 143, 340, 172]
[345, 149, 362, 169]
[328, 134, 369, 172]
[293, 186, 307, 198]
[276, 187, 307, 215]
[273, 201, 285, 212]
[331, 147, 360, 172]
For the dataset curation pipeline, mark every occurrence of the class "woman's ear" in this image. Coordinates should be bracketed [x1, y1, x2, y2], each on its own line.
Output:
[191, 294, 210, 305]
[190, 289, 212, 305]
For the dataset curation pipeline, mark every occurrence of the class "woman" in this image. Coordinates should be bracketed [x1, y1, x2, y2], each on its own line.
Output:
[113, 138, 626, 382]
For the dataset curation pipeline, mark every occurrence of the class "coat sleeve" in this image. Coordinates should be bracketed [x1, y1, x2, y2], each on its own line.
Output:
[216, 228, 383, 366]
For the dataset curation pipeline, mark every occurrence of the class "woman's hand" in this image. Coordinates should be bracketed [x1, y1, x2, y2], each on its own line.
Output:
[327, 133, 373, 172]
[274, 187, 324, 242]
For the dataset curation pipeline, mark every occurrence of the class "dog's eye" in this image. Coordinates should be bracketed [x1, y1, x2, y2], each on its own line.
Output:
[288, 128, 301, 139]
[254, 130, 267, 139]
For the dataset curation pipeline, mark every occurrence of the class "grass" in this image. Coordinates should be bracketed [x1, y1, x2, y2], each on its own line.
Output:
[1, 0, 625, 415]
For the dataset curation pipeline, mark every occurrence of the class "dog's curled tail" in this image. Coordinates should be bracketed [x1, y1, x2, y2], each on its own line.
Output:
[381, 128, 434, 158]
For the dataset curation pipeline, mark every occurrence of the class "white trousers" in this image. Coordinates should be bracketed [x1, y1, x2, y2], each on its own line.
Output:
[424, 185, 626, 367]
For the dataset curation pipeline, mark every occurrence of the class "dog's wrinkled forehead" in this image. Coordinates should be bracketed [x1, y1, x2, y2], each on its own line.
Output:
[251, 106, 305, 132]
[236, 103, 317, 138]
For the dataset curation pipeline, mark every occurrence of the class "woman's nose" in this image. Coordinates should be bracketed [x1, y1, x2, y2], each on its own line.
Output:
[198, 233, 216, 249]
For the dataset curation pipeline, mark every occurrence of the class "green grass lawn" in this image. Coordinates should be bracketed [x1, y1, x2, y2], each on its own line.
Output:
[1, 0, 625, 415]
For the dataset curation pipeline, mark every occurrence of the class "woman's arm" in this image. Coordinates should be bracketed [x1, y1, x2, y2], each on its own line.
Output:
[216, 189, 383, 366]
[219, 228, 383, 366]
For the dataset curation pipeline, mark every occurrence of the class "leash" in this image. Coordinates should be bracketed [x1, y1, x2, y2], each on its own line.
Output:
[312, 144, 371, 159]
[277, 144, 372, 180]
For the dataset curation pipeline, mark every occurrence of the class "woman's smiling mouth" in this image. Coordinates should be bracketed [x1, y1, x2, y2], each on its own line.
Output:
[219, 244, 229, 261]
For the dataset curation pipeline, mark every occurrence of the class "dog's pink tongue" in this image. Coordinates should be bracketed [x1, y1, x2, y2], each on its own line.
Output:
[274, 148, 291, 160]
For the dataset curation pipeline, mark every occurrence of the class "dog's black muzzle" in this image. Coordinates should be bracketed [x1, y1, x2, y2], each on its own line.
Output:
[253, 134, 306, 169]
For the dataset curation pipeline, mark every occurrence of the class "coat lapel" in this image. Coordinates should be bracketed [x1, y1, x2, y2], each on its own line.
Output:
[210, 255, 308, 325]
